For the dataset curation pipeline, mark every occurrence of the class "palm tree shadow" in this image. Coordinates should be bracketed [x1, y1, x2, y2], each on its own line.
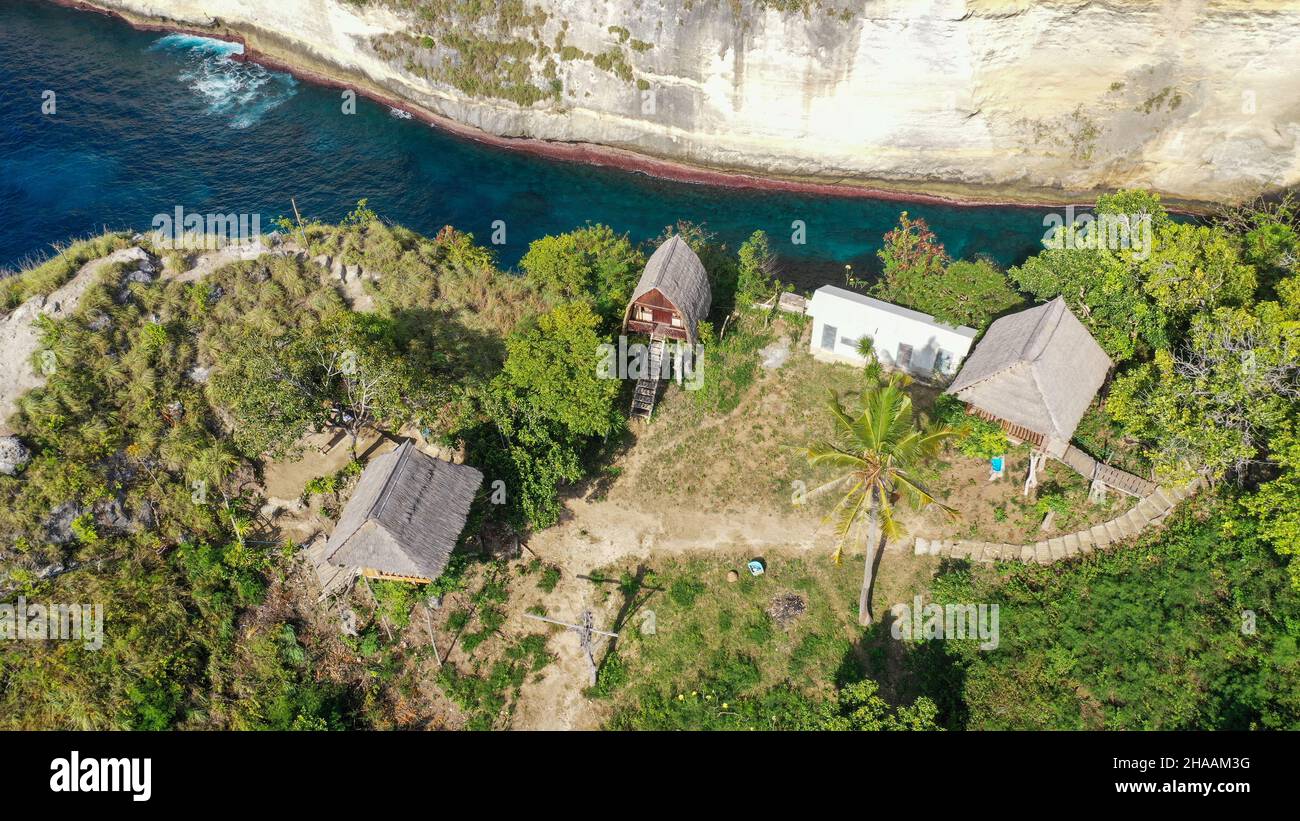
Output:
[593, 564, 661, 682]
[850, 594, 971, 731]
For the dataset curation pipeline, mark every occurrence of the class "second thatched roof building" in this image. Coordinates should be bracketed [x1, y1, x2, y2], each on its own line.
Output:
[324, 441, 483, 583]
[945, 296, 1111, 457]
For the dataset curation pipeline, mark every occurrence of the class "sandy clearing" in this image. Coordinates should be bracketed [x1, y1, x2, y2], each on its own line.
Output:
[512, 495, 828, 730]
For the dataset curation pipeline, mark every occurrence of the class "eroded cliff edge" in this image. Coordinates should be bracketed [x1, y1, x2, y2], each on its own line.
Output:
[74, 0, 1300, 205]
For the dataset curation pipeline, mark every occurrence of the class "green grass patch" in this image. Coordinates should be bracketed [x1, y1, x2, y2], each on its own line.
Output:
[594, 552, 867, 727]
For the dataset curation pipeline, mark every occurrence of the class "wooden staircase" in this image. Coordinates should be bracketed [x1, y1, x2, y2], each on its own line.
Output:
[630, 336, 666, 420]
[914, 476, 1206, 564]
[1092, 461, 1157, 498]
[304, 535, 357, 602]
[1060, 445, 1157, 498]
[1060, 444, 1101, 478]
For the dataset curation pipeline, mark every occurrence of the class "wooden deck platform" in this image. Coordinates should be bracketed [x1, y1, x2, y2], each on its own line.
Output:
[1059, 445, 1157, 498]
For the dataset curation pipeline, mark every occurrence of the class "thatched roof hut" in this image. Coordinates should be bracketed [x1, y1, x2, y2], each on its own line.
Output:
[945, 297, 1111, 456]
[622, 235, 712, 344]
[324, 441, 483, 583]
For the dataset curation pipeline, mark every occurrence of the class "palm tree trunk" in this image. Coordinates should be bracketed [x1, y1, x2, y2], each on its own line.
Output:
[858, 490, 880, 627]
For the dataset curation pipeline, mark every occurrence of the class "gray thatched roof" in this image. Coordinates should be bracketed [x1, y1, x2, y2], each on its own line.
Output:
[945, 297, 1112, 444]
[325, 441, 483, 580]
[627, 235, 712, 341]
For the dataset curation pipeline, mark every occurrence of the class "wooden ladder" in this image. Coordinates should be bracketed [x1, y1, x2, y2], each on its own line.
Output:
[630, 336, 666, 420]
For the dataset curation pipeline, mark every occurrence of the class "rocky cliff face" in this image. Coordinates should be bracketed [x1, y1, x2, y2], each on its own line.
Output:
[84, 0, 1300, 204]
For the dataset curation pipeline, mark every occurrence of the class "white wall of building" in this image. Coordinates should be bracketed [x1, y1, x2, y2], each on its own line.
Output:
[805, 285, 977, 377]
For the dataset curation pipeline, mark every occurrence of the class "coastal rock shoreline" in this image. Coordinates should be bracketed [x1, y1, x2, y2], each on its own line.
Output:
[54, 0, 1300, 211]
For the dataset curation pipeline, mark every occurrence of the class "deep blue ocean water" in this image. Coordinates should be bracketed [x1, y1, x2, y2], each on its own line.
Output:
[0, 0, 1059, 285]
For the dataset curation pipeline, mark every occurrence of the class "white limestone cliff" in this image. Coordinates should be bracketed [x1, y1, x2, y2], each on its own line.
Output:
[80, 0, 1300, 204]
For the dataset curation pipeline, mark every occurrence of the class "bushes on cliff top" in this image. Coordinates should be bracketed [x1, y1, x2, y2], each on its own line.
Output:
[873, 213, 1022, 329]
[0, 232, 130, 312]
[921, 497, 1300, 730]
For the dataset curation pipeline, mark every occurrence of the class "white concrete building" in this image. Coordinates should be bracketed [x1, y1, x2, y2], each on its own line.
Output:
[805, 285, 977, 378]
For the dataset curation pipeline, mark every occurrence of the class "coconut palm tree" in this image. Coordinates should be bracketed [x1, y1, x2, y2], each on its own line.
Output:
[854, 336, 882, 382]
[806, 374, 956, 626]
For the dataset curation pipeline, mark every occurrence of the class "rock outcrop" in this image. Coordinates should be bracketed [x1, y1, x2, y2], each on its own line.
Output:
[81, 0, 1300, 205]
[0, 436, 30, 476]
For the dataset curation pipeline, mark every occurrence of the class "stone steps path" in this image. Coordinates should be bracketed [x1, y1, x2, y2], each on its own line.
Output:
[913, 477, 1204, 564]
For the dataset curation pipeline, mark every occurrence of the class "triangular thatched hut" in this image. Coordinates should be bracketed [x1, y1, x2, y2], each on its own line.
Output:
[622, 235, 712, 344]
[324, 441, 483, 583]
[945, 297, 1111, 458]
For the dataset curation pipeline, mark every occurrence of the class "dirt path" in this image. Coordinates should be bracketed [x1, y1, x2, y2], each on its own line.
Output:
[526, 498, 822, 574]
[0, 246, 160, 435]
[165, 237, 289, 283]
[510, 493, 827, 730]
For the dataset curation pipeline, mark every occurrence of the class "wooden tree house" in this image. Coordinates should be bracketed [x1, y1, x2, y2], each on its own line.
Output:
[622, 236, 712, 418]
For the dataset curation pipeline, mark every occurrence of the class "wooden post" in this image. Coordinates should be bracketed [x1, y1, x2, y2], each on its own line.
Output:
[578, 611, 597, 686]
[360, 575, 393, 640]
[1024, 450, 1044, 496]
[521, 611, 619, 638]
[290, 197, 307, 248]
[424, 605, 442, 668]
[1039, 509, 1056, 532]
[1088, 478, 1108, 505]
[522, 611, 619, 687]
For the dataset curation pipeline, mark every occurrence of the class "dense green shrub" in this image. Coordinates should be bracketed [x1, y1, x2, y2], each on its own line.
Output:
[933, 394, 1010, 459]
[922, 497, 1300, 729]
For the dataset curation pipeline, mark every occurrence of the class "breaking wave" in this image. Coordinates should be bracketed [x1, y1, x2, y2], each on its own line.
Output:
[149, 33, 296, 129]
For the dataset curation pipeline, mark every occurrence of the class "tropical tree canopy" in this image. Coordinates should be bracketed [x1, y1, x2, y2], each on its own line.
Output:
[875, 211, 949, 299]
[1010, 189, 1259, 362]
[735, 229, 780, 308]
[1107, 294, 1300, 482]
[870, 214, 1022, 329]
[501, 300, 622, 440]
[519, 224, 645, 325]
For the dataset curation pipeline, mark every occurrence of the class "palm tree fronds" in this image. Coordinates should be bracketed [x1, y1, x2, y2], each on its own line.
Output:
[805, 373, 959, 626]
[823, 390, 859, 442]
[802, 472, 856, 503]
[806, 440, 869, 470]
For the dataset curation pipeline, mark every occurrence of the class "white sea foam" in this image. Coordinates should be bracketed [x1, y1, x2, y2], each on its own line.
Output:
[150, 33, 244, 58]
[149, 34, 295, 129]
